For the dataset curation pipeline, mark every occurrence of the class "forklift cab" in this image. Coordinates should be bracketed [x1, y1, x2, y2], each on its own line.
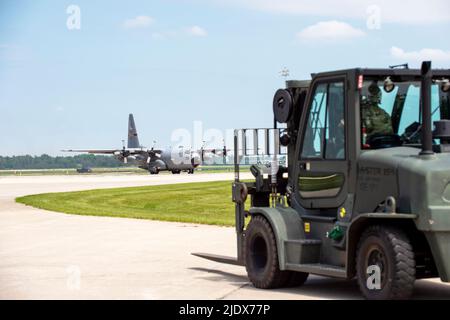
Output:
[293, 75, 350, 212]
[196, 63, 450, 300]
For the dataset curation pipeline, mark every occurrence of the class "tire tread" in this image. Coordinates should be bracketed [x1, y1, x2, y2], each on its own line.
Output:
[356, 225, 416, 300]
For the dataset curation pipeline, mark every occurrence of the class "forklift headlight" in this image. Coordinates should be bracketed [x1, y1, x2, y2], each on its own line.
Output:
[273, 89, 293, 123]
[280, 133, 291, 147]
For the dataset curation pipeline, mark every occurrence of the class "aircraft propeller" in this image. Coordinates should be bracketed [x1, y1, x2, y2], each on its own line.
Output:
[200, 143, 230, 164]
[146, 149, 162, 164]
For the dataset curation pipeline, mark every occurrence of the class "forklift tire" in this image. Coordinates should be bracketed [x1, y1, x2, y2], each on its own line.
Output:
[245, 215, 292, 289]
[356, 225, 416, 300]
[284, 271, 309, 288]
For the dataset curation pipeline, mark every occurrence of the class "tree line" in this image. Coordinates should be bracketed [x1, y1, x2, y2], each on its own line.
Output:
[0, 154, 126, 170]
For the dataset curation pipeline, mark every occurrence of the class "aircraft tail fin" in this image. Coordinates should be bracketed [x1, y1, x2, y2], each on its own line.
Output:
[128, 114, 140, 148]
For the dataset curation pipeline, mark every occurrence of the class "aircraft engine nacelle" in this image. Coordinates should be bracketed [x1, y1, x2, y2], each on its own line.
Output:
[150, 159, 166, 170]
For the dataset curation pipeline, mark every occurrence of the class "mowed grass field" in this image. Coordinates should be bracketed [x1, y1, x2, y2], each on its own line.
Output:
[16, 181, 239, 226]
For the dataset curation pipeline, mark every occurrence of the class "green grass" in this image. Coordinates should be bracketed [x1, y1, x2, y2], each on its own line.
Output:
[16, 181, 240, 226]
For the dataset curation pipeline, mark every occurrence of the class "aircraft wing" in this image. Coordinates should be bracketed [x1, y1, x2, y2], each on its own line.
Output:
[62, 149, 162, 156]
[203, 149, 231, 155]
[62, 149, 120, 154]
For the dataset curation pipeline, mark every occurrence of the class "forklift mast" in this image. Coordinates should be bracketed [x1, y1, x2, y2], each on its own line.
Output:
[231, 80, 310, 263]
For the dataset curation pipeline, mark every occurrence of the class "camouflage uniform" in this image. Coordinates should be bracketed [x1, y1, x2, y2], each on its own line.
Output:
[361, 84, 393, 137]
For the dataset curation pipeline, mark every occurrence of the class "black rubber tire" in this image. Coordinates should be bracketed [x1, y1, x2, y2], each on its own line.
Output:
[356, 225, 416, 300]
[284, 271, 309, 288]
[245, 216, 292, 289]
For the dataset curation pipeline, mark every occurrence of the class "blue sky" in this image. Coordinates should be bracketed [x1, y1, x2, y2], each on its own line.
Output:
[1, 0, 449, 155]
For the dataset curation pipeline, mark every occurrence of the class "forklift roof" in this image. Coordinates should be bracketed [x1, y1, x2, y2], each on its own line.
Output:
[310, 67, 450, 79]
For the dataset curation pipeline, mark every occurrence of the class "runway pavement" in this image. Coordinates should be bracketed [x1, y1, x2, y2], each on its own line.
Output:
[1, 173, 450, 300]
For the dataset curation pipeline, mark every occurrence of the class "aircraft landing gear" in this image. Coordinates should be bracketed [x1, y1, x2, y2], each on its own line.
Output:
[171, 170, 181, 174]
[149, 168, 160, 175]
[188, 169, 194, 174]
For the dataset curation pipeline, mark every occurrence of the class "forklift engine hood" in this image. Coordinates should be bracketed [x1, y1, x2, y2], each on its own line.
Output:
[357, 146, 450, 281]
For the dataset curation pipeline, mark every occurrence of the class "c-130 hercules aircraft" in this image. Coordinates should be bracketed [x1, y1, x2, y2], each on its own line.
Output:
[64, 114, 226, 174]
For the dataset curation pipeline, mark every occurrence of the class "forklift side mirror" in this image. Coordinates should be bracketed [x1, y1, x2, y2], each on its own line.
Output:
[273, 89, 293, 123]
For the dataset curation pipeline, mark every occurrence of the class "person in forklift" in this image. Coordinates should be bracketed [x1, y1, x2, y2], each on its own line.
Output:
[361, 81, 394, 148]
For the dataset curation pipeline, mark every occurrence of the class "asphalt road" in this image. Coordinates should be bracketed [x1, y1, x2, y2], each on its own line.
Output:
[1, 173, 450, 300]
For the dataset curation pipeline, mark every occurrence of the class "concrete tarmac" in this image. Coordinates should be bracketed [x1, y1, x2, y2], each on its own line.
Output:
[1, 173, 450, 300]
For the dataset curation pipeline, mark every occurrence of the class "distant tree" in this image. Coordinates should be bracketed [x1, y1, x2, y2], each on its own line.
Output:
[0, 154, 128, 170]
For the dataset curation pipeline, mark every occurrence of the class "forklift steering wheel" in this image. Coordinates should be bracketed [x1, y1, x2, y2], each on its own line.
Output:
[366, 133, 402, 149]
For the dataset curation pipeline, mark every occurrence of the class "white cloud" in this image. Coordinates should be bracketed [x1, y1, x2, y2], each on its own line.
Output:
[391, 46, 450, 63]
[207, 0, 450, 24]
[297, 21, 365, 41]
[185, 26, 208, 37]
[123, 16, 154, 29]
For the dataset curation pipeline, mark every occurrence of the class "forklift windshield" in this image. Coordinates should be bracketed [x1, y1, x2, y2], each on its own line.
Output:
[360, 78, 450, 149]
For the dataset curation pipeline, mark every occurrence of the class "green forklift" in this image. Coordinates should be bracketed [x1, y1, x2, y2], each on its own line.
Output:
[194, 61, 450, 299]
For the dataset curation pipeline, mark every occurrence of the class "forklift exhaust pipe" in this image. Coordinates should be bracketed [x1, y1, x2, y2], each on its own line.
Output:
[420, 61, 434, 156]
